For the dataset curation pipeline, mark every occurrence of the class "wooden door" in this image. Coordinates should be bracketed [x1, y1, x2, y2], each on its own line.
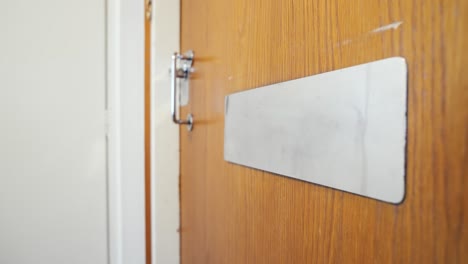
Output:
[145, 3, 152, 264]
[180, 1, 468, 263]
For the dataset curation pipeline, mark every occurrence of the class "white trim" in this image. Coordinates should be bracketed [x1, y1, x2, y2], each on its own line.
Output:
[106, 0, 122, 263]
[151, 0, 181, 263]
[107, 0, 146, 263]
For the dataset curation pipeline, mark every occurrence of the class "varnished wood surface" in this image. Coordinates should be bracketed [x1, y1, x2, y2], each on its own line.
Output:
[144, 1, 152, 263]
[180, 0, 468, 263]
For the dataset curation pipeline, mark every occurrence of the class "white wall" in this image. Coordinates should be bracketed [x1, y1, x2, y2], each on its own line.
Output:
[0, 1, 107, 263]
[0, 1, 146, 263]
[151, 0, 181, 263]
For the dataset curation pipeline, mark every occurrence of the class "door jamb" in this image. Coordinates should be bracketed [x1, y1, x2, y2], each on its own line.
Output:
[107, 0, 146, 263]
[150, 0, 181, 263]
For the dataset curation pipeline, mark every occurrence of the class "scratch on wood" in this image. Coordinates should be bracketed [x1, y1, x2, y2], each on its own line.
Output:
[341, 39, 353, 46]
[371, 21, 403, 33]
[335, 21, 404, 47]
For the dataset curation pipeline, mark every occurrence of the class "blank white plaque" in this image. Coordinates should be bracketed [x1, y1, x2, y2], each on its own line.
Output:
[224, 57, 407, 203]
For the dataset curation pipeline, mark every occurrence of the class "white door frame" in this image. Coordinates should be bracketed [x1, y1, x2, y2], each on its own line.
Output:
[107, 0, 180, 262]
[150, 0, 181, 263]
[107, 0, 147, 263]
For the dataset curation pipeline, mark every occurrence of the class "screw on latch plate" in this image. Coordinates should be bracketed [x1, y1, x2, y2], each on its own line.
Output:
[145, 0, 152, 20]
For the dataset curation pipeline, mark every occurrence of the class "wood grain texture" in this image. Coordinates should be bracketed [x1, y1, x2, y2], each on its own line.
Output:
[144, 0, 152, 263]
[180, 0, 468, 263]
